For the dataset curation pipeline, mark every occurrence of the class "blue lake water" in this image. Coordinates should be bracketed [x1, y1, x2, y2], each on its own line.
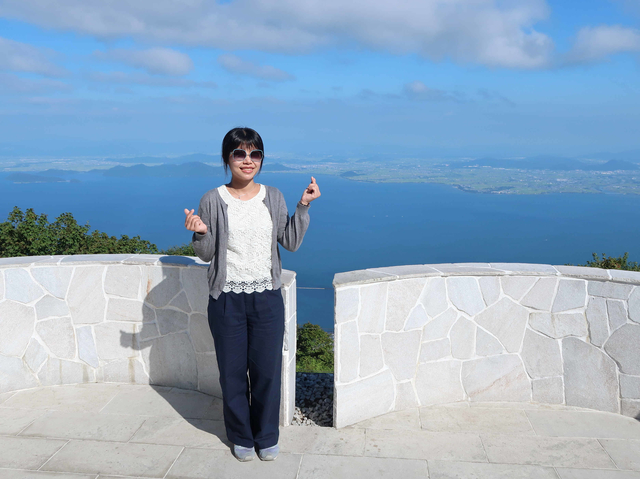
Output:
[2, 171, 640, 331]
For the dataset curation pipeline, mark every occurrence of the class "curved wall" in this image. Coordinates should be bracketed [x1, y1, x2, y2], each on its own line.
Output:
[333, 263, 640, 428]
[0, 254, 297, 426]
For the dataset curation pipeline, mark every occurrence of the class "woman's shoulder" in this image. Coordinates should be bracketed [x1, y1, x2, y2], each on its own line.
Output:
[200, 187, 224, 202]
[263, 184, 284, 199]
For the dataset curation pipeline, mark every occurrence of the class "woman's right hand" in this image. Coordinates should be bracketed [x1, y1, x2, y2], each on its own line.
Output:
[184, 208, 208, 234]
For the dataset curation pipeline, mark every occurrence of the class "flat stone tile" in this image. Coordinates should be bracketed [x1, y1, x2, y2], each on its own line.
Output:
[556, 469, 640, 479]
[166, 448, 302, 479]
[468, 402, 579, 410]
[333, 269, 396, 286]
[526, 410, 640, 439]
[297, 454, 428, 479]
[60, 254, 132, 264]
[0, 392, 16, 405]
[100, 476, 161, 479]
[41, 440, 182, 477]
[600, 439, 640, 471]
[19, 410, 146, 441]
[129, 416, 228, 448]
[420, 407, 535, 435]
[428, 460, 559, 478]
[481, 434, 615, 468]
[364, 429, 486, 461]
[350, 408, 421, 430]
[610, 270, 640, 284]
[0, 256, 54, 266]
[2, 385, 119, 412]
[0, 408, 47, 435]
[100, 387, 223, 419]
[367, 265, 440, 279]
[0, 436, 67, 470]
[555, 265, 611, 280]
[491, 263, 559, 274]
[0, 471, 97, 478]
[279, 426, 365, 456]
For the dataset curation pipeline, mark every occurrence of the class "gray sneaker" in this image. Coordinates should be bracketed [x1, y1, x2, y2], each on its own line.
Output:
[258, 444, 279, 461]
[233, 444, 255, 462]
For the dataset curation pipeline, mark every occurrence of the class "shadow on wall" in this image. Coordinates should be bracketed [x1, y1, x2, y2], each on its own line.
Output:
[116, 256, 228, 445]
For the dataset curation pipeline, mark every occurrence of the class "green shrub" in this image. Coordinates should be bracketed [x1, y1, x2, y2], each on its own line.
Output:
[580, 252, 640, 271]
[296, 322, 334, 373]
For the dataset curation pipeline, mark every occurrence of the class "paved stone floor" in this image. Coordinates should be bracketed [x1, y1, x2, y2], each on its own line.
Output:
[0, 384, 639, 478]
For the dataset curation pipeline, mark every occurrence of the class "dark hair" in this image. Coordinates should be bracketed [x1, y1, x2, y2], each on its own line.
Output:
[221, 127, 264, 174]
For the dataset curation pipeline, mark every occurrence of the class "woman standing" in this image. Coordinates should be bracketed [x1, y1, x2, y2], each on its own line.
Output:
[184, 127, 320, 462]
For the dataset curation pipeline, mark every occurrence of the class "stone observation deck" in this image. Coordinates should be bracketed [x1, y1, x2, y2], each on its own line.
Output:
[1, 256, 639, 477]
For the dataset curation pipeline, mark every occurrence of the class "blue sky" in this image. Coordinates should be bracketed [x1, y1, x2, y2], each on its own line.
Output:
[0, 0, 639, 158]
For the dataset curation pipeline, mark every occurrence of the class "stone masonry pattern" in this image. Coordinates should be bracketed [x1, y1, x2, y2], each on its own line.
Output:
[334, 263, 640, 428]
[0, 254, 297, 426]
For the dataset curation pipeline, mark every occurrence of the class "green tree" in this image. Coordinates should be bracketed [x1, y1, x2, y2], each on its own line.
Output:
[296, 322, 334, 373]
[0, 207, 197, 257]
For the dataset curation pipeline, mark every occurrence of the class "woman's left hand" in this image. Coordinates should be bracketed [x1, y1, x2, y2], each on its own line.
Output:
[300, 176, 321, 205]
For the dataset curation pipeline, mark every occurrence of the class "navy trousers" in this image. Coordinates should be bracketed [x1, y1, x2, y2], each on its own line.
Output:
[207, 288, 285, 450]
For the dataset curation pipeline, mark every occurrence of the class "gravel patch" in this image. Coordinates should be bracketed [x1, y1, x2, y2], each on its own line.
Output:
[291, 372, 334, 427]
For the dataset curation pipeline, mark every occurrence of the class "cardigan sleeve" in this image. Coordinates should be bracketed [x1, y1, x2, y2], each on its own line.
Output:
[192, 192, 216, 263]
[276, 191, 310, 252]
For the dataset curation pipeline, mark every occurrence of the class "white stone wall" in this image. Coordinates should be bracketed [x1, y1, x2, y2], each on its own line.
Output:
[0, 254, 297, 426]
[333, 263, 640, 428]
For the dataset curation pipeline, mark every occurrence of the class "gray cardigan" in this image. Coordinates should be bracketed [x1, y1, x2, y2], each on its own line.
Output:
[192, 185, 310, 299]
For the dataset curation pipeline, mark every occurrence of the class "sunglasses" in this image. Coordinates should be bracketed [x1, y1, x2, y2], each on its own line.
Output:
[231, 149, 264, 162]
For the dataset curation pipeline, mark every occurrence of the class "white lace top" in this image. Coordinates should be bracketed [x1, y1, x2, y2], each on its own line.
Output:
[218, 184, 274, 294]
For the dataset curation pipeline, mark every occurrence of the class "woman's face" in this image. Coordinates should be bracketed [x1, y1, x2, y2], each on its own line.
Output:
[228, 143, 262, 182]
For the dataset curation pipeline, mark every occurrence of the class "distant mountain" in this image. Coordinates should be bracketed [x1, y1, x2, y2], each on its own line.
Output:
[5, 172, 67, 183]
[445, 156, 639, 171]
[94, 162, 222, 178]
[261, 163, 295, 172]
[596, 160, 639, 171]
[585, 150, 640, 162]
[103, 153, 219, 164]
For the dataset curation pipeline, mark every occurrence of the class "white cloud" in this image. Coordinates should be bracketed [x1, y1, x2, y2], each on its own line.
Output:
[567, 25, 640, 63]
[217, 54, 294, 81]
[94, 48, 193, 75]
[403, 81, 462, 101]
[0, 0, 553, 69]
[0, 72, 71, 93]
[0, 36, 67, 76]
[89, 71, 216, 88]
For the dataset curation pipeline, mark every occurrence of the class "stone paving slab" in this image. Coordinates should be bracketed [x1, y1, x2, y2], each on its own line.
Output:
[0, 408, 47, 435]
[556, 469, 640, 479]
[0, 436, 68, 470]
[0, 392, 16, 406]
[419, 406, 535, 435]
[526, 410, 640, 439]
[0, 470, 97, 479]
[348, 408, 421, 430]
[364, 429, 487, 461]
[166, 448, 302, 479]
[100, 386, 223, 419]
[297, 454, 428, 479]
[427, 460, 559, 478]
[41, 440, 183, 477]
[19, 410, 146, 442]
[1, 384, 121, 412]
[481, 434, 616, 468]
[279, 426, 366, 456]
[599, 438, 640, 471]
[129, 416, 228, 449]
